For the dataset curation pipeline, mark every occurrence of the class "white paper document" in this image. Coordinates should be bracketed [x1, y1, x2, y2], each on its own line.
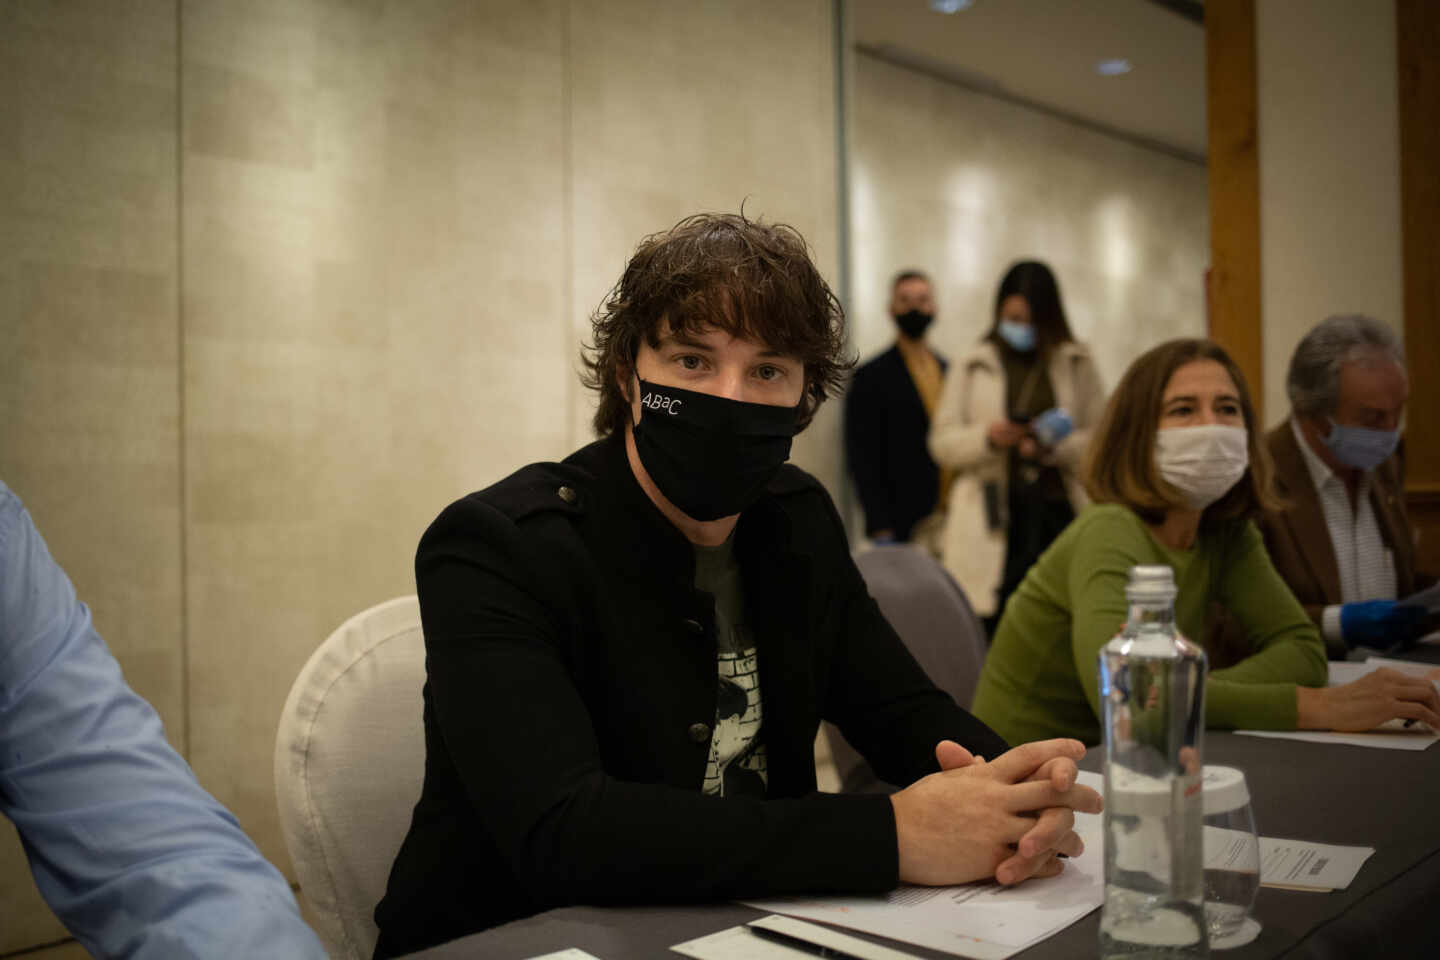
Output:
[1235, 727, 1437, 750]
[523, 950, 604, 960]
[1361, 656, 1439, 678]
[1326, 661, 1374, 685]
[671, 924, 817, 959]
[1328, 658, 1437, 684]
[738, 772, 1105, 960]
[1236, 658, 1439, 750]
[672, 916, 924, 960]
[1257, 837, 1374, 890]
[1204, 826, 1374, 891]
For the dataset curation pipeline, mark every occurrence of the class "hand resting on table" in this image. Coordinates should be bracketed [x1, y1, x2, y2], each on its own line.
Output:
[1297, 666, 1440, 732]
[891, 738, 1103, 888]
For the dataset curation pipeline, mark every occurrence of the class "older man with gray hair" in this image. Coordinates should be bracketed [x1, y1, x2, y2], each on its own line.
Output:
[1258, 314, 1435, 657]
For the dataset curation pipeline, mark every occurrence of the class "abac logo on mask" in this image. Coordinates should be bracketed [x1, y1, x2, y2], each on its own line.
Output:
[641, 391, 683, 415]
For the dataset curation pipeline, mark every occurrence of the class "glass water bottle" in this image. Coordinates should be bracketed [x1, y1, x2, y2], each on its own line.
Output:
[1098, 564, 1209, 958]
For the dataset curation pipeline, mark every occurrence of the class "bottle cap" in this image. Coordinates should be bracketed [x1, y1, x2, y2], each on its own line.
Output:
[1202, 765, 1251, 815]
[1126, 564, 1177, 603]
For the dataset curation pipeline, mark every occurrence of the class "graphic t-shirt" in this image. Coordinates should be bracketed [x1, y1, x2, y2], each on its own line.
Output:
[693, 537, 767, 798]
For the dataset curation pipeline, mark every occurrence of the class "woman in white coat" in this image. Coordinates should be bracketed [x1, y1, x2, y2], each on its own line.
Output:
[928, 261, 1106, 632]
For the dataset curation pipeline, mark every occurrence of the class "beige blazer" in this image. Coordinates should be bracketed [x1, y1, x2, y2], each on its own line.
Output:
[927, 340, 1106, 615]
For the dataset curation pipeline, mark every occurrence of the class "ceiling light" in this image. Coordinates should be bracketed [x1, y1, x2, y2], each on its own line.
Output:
[1096, 58, 1133, 76]
[930, 0, 974, 13]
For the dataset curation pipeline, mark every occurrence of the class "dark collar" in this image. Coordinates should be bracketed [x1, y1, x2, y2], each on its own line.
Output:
[880, 342, 948, 371]
[562, 432, 799, 576]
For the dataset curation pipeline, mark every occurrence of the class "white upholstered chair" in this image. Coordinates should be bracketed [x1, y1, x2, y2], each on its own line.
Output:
[275, 596, 427, 960]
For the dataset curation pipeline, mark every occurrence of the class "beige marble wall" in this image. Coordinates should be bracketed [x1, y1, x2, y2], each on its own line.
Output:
[1, 2, 841, 948]
[180, 0, 573, 877]
[567, 0, 842, 493]
[850, 52, 1209, 396]
[180, 0, 841, 889]
[1256, 0, 1403, 427]
[0, 1, 180, 952]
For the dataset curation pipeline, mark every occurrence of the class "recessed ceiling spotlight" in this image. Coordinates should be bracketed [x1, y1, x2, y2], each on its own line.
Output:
[1096, 58, 1133, 76]
[930, 0, 975, 13]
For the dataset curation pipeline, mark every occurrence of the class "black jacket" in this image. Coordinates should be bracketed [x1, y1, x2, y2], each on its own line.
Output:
[372, 434, 1006, 957]
[844, 345, 948, 541]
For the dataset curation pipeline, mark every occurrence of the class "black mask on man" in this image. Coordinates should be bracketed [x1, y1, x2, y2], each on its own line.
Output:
[631, 378, 799, 521]
[894, 309, 933, 339]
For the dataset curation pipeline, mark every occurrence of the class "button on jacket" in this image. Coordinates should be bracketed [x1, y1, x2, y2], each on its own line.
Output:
[372, 434, 1007, 958]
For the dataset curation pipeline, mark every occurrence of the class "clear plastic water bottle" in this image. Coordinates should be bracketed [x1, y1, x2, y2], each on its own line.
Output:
[1098, 565, 1209, 958]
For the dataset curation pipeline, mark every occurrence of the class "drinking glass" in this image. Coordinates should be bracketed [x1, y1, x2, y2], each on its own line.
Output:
[1201, 765, 1260, 943]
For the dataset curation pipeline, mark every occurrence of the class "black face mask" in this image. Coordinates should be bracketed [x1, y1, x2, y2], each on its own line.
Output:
[631, 378, 799, 521]
[894, 309, 933, 339]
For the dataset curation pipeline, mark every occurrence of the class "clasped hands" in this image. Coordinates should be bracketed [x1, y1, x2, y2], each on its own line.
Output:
[890, 738, 1103, 888]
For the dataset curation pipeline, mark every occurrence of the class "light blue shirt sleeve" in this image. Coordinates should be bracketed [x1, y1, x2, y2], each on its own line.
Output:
[0, 483, 325, 960]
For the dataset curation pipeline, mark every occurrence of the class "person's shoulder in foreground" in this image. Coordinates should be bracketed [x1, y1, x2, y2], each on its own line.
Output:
[373, 211, 1102, 958]
[0, 480, 325, 960]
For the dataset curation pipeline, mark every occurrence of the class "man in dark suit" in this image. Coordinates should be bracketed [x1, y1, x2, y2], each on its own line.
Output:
[845, 270, 949, 545]
[1258, 314, 1435, 658]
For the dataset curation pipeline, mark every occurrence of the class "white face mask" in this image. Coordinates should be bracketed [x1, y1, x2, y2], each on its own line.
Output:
[1154, 424, 1249, 510]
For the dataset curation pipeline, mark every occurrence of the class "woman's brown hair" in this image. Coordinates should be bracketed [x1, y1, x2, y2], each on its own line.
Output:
[581, 211, 852, 437]
[1083, 338, 1281, 527]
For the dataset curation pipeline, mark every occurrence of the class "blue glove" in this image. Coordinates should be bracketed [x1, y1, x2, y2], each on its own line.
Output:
[1339, 600, 1427, 649]
[1032, 407, 1074, 448]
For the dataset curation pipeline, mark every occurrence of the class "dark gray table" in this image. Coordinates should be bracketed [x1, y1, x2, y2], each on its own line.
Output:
[1387, 639, 1440, 665]
[409, 716, 1440, 959]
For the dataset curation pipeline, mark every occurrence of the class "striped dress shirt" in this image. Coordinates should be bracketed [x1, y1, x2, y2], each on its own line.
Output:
[1290, 418, 1397, 644]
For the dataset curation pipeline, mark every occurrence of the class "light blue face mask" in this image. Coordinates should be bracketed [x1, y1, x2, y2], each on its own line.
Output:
[997, 319, 1036, 353]
[1322, 420, 1400, 471]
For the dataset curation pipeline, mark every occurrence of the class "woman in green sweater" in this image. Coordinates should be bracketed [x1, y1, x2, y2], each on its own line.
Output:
[971, 338, 1440, 745]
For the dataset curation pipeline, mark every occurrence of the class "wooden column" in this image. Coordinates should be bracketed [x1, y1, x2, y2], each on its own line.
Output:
[1205, 0, 1263, 417]
[1397, 0, 1440, 576]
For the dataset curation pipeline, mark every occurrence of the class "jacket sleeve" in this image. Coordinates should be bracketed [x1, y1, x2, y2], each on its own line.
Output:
[1065, 510, 1323, 732]
[844, 368, 892, 536]
[0, 491, 325, 960]
[1052, 351, 1106, 472]
[1208, 522, 1328, 729]
[1067, 511, 1142, 721]
[809, 495, 1009, 779]
[1253, 508, 1330, 634]
[928, 359, 1001, 473]
[416, 498, 902, 909]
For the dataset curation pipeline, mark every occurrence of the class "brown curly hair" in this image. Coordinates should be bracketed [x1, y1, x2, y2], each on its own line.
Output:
[581, 211, 853, 437]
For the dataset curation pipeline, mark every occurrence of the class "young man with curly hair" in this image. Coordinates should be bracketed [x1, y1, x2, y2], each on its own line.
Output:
[372, 213, 1101, 958]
